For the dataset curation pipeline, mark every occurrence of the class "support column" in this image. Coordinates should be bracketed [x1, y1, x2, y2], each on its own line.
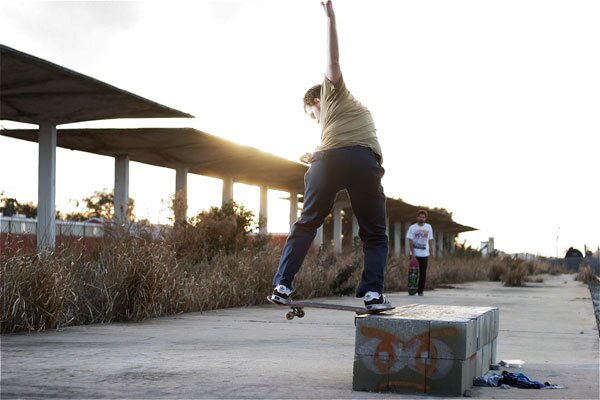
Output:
[450, 233, 457, 254]
[333, 203, 343, 254]
[289, 192, 298, 229]
[259, 185, 268, 234]
[385, 215, 390, 236]
[222, 176, 234, 206]
[174, 167, 188, 224]
[437, 231, 444, 257]
[404, 221, 412, 256]
[114, 155, 130, 223]
[352, 214, 359, 248]
[37, 123, 57, 252]
[393, 222, 402, 258]
[314, 226, 324, 247]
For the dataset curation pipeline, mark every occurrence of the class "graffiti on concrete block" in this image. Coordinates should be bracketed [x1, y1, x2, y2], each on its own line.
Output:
[358, 326, 458, 380]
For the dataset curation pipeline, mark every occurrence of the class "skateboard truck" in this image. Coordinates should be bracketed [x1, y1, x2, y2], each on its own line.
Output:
[286, 307, 305, 320]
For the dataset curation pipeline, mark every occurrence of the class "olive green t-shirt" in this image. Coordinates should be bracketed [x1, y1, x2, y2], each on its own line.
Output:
[316, 76, 382, 161]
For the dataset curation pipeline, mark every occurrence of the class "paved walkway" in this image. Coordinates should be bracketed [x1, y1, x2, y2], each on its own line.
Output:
[1, 274, 598, 399]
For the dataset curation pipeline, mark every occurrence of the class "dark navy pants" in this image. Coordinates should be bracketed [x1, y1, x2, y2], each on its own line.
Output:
[272, 146, 388, 297]
[416, 256, 429, 294]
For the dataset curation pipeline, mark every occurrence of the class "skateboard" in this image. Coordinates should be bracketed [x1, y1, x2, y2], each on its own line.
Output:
[407, 258, 420, 295]
[267, 297, 394, 320]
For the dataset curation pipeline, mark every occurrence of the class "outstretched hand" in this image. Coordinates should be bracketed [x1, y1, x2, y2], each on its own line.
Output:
[321, 0, 335, 18]
[300, 152, 313, 164]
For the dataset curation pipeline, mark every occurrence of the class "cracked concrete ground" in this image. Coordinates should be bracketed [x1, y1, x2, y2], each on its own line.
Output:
[1, 273, 598, 399]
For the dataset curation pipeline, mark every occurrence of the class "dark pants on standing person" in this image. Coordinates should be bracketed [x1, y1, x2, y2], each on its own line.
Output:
[416, 256, 429, 294]
[272, 146, 388, 297]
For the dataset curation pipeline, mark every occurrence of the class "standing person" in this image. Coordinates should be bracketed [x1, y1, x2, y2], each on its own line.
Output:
[269, 0, 392, 311]
[407, 210, 435, 296]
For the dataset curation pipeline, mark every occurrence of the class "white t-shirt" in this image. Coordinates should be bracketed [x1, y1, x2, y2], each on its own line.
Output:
[407, 223, 434, 257]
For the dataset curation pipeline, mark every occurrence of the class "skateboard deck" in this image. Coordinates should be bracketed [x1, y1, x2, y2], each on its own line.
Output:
[267, 297, 394, 320]
[408, 258, 420, 295]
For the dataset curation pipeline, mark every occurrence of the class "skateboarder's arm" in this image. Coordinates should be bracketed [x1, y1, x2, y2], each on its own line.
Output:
[408, 239, 416, 259]
[429, 239, 435, 258]
[321, 1, 342, 84]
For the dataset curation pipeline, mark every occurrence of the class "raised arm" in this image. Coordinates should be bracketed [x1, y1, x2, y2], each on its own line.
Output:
[321, 0, 342, 84]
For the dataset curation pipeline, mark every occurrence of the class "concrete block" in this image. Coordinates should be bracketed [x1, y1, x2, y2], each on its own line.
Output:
[484, 308, 500, 343]
[353, 354, 428, 394]
[475, 347, 484, 377]
[481, 342, 492, 372]
[476, 314, 481, 350]
[474, 339, 497, 376]
[355, 316, 429, 358]
[388, 358, 427, 394]
[430, 318, 478, 360]
[491, 308, 500, 339]
[478, 312, 489, 347]
[353, 305, 500, 396]
[425, 353, 478, 396]
[478, 310, 496, 347]
[353, 354, 389, 392]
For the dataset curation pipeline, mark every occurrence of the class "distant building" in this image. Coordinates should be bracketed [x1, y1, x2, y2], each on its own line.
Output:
[513, 252, 536, 261]
[564, 247, 584, 271]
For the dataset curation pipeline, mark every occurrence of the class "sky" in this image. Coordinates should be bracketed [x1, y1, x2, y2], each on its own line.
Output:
[0, 0, 598, 257]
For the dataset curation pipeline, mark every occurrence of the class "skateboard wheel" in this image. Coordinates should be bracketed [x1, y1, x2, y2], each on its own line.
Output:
[285, 311, 295, 320]
[296, 309, 305, 318]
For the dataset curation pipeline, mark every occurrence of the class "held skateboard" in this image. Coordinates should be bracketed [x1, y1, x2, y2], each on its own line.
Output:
[267, 297, 394, 320]
[407, 258, 420, 295]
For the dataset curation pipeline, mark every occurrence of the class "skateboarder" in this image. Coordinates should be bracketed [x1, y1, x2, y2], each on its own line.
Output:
[407, 210, 435, 296]
[270, 0, 392, 311]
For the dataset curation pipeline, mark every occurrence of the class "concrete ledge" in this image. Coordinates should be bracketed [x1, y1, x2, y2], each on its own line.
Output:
[353, 304, 499, 396]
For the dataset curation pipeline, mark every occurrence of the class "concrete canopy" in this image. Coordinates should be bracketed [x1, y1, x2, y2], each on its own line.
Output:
[332, 190, 476, 234]
[0, 128, 476, 233]
[387, 198, 477, 233]
[0, 44, 192, 124]
[1, 126, 475, 234]
[0, 44, 192, 252]
[0, 128, 307, 194]
[0, 43, 474, 241]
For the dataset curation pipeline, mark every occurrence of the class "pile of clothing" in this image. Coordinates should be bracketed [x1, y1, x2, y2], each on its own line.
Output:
[473, 370, 565, 389]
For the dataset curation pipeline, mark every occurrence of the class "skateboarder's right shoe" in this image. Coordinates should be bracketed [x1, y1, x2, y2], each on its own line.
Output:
[269, 284, 292, 304]
[364, 292, 394, 311]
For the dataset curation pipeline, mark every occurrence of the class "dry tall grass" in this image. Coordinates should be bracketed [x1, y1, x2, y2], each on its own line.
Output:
[0, 240, 535, 333]
[0, 203, 556, 333]
[488, 259, 507, 282]
[575, 262, 600, 285]
[502, 262, 530, 287]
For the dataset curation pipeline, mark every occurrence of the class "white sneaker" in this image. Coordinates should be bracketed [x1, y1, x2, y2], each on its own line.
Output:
[364, 292, 394, 311]
[269, 284, 292, 304]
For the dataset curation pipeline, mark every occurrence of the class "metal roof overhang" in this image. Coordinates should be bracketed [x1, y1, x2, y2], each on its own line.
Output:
[0, 44, 192, 124]
[0, 128, 307, 194]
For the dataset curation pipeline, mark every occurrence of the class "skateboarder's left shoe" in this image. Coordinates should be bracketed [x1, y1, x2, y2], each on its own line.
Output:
[269, 284, 292, 304]
[364, 292, 394, 311]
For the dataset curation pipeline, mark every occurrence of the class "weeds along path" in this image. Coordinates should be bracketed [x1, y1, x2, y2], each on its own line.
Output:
[1, 226, 559, 334]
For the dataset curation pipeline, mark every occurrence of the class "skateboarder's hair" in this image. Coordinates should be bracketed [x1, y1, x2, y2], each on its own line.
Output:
[303, 84, 322, 111]
[417, 210, 428, 218]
